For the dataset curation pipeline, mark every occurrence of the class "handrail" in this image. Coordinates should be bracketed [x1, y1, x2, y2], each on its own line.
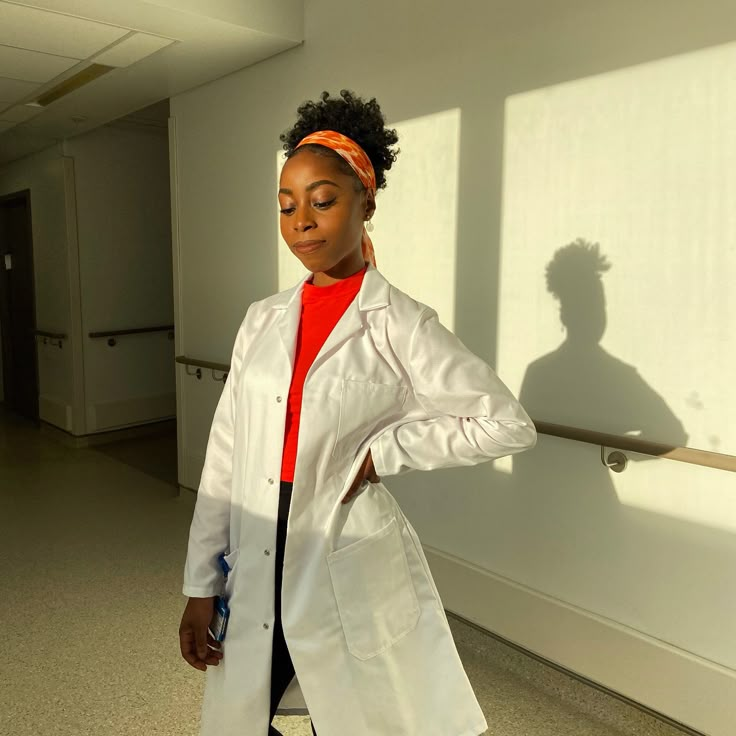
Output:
[34, 329, 67, 340]
[535, 420, 736, 473]
[176, 356, 229, 372]
[176, 355, 229, 383]
[34, 329, 66, 349]
[89, 324, 174, 339]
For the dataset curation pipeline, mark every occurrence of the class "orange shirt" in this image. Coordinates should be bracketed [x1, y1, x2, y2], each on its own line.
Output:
[280, 265, 367, 482]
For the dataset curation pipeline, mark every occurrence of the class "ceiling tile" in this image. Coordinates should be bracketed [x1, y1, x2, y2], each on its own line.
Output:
[0, 44, 80, 83]
[0, 75, 39, 102]
[0, 103, 42, 123]
[0, 2, 130, 58]
[0, 0, 304, 161]
[93, 32, 176, 68]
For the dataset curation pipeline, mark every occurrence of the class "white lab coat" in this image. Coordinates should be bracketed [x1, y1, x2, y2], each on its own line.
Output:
[183, 262, 536, 736]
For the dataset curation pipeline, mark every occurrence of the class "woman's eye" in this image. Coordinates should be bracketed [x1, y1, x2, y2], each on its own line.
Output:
[280, 198, 334, 215]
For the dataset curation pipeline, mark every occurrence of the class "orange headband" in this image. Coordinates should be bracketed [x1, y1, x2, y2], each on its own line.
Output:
[296, 130, 376, 267]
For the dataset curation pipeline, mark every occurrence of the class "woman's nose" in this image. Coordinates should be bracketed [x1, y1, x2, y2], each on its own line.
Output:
[293, 205, 316, 232]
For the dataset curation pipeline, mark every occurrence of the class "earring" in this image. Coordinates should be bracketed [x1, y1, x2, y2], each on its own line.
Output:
[365, 219, 374, 233]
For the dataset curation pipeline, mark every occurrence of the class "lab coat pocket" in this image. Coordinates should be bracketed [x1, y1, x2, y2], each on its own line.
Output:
[332, 380, 408, 461]
[327, 516, 420, 660]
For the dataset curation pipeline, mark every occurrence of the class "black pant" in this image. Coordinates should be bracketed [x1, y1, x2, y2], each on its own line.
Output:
[268, 481, 317, 736]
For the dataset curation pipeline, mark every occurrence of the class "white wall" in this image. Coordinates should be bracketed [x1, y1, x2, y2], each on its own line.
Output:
[0, 122, 174, 433]
[0, 147, 79, 430]
[170, 1, 736, 733]
[64, 124, 175, 432]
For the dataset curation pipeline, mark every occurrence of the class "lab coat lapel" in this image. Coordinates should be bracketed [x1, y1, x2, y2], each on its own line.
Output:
[308, 299, 363, 378]
[273, 262, 390, 379]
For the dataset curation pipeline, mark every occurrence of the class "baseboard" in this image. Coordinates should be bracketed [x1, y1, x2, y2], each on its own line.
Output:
[87, 393, 176, 432]
[38, 395, 72, 432]
[182, 451, 206, 492]
[41, 417, 176, 448]
[424, 545, 735, 736]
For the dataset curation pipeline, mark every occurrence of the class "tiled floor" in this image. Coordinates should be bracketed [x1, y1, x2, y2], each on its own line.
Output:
[0, 406, 688, 736]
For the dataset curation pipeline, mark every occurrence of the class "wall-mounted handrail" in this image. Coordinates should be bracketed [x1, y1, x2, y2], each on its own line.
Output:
[535, 420, 736, 473]
[176, 356, 229, 372]
[34, 329, 67, 348]
[34, 329, 67, 340]
[89, 324, 174, 339]
[176, 355, 229, 382]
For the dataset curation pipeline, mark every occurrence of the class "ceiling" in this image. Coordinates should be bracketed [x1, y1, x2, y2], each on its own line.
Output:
[0, 0, 303, 165]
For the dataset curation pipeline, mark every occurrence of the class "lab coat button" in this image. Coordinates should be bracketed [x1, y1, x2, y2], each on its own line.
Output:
[264, 549, 271, 556]
[263, 623, 270, 630]
[276, 395, 282, 402]
[268, 478, 274, 485]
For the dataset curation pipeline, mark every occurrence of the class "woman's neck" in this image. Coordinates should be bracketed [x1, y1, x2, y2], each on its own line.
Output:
[311, 261, 367, 287]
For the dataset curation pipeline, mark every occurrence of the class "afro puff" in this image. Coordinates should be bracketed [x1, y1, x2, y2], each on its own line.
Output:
[280, 90, 399, 190]
[545, 238, 611, 301]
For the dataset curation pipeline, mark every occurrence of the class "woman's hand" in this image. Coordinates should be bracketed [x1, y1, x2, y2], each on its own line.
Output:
[179, 596, 224, 671]
[342, 449, 380, 504]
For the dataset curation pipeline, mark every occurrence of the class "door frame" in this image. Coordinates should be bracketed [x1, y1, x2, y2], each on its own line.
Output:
[0, 188, 39, 419]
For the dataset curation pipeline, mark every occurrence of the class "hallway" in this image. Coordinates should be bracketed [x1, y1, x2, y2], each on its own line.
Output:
[0, 407, 686, 736]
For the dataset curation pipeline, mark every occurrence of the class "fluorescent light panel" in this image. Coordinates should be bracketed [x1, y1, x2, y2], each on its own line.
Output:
[33, 63, 115, 107]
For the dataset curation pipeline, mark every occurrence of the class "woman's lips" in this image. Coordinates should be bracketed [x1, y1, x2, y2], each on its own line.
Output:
[293, 240, 324, 254]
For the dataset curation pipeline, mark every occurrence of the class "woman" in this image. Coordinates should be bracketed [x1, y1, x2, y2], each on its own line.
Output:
[179, 90, 536, 736]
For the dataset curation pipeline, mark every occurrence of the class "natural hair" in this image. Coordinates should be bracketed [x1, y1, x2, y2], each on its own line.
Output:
[545, 238, 611, 301]
[280, 90, 399, 190]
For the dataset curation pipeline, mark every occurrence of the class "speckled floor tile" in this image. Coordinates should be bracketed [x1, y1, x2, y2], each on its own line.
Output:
[449, 619, 691, 736]
[0, 406, 690, 736]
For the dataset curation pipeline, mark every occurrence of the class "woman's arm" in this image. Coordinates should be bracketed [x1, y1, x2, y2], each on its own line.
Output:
[370, 307, 536, 478]
[182, 311, 249, 597]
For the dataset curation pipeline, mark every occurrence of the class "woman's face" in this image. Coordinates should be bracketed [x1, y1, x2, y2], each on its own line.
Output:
[278, 149, 375, 284]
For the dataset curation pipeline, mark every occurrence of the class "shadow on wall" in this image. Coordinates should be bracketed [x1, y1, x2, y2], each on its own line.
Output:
[519, 237, 688, 459]
[501, 239, 692, 600]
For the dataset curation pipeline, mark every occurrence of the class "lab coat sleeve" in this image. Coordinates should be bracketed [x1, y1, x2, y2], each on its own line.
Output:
[182, 315, 247, 598]
[370, 307, 536, 478]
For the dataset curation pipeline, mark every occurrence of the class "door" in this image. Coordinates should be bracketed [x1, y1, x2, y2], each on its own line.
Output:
[0, 190, 39, 421]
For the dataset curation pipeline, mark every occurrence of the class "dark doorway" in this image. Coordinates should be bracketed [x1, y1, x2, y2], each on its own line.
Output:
[0, 190, 39, 421]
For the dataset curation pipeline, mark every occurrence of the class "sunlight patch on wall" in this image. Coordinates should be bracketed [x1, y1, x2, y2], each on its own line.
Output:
[618, 451, 736, 534]
[276, 108, 461, 330]
[498, 43, 736, 526]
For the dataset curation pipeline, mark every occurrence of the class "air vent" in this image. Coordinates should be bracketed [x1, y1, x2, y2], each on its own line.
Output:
[32, 64, 115, 107]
